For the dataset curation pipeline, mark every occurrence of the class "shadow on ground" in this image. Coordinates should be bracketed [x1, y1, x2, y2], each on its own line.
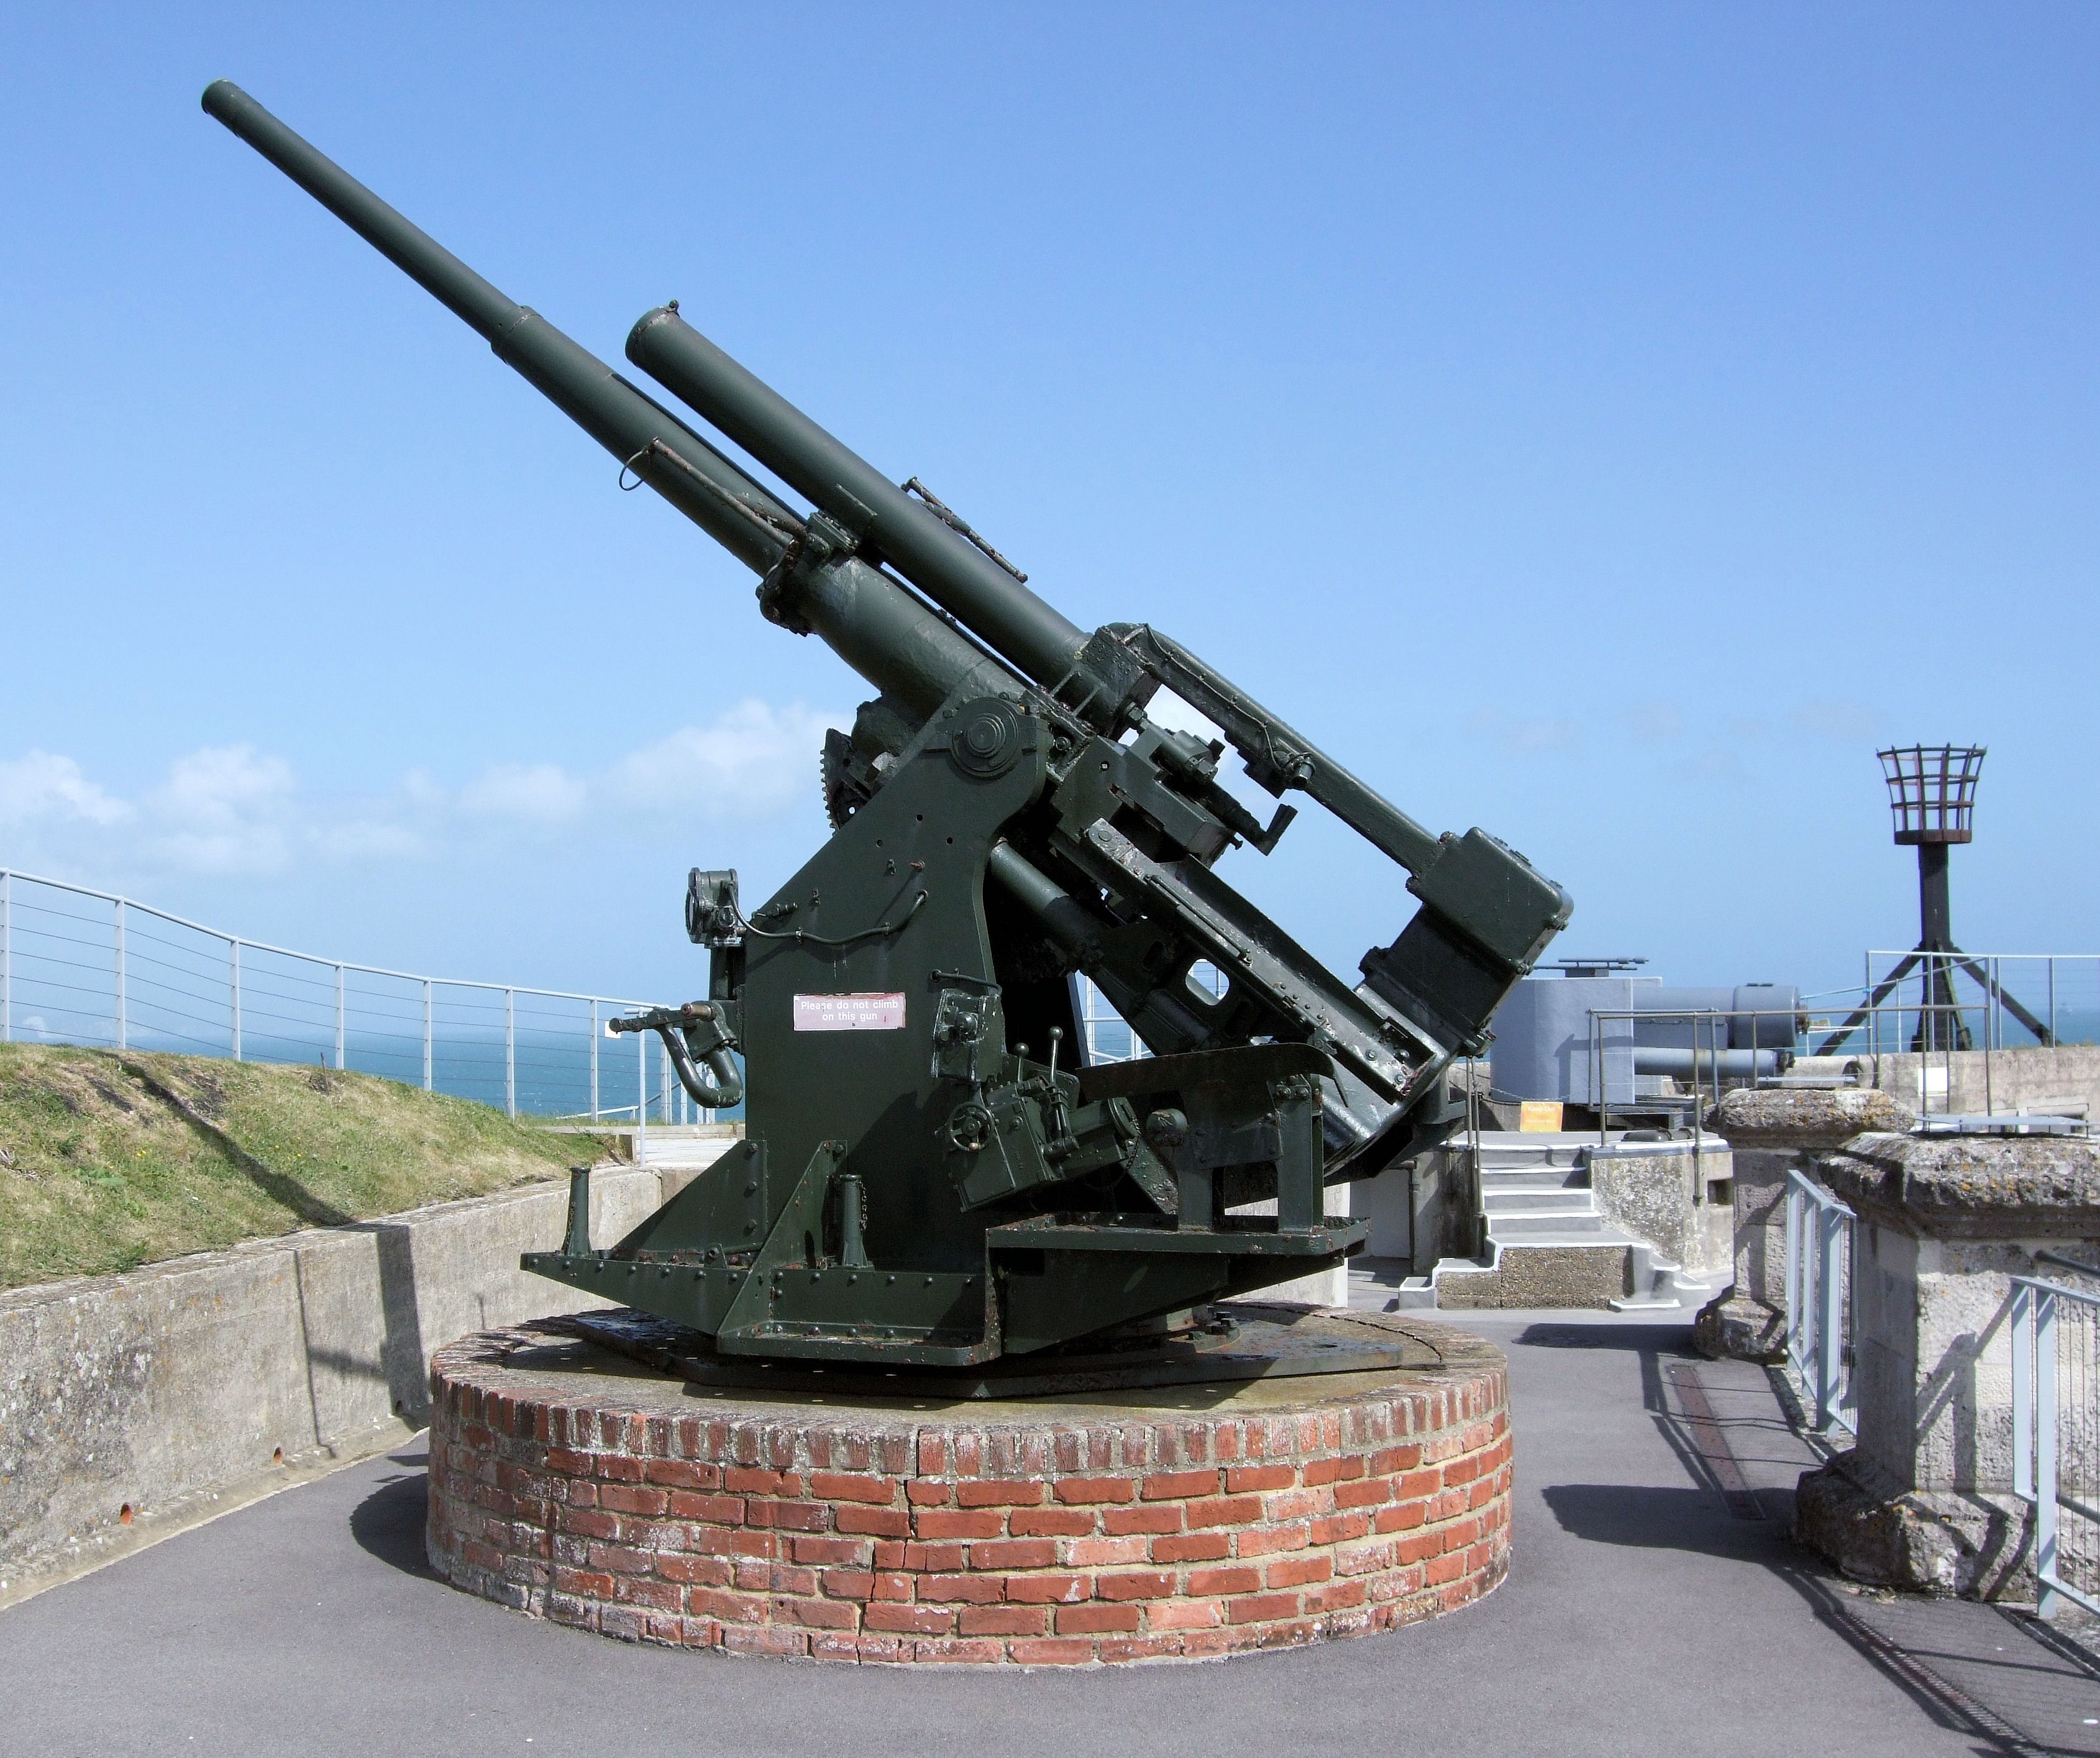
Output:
[348, 1457, 437, 1581]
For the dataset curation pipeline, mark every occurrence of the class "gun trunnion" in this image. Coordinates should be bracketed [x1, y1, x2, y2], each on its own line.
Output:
[204, 81, 1571, 1368]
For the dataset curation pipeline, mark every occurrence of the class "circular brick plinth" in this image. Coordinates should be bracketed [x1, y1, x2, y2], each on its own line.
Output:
[426, 1309, 1510, 1665]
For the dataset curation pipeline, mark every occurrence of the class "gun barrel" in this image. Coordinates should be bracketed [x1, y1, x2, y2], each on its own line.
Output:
[201, 80, 796, 576]
[628, 307, 1089, 692]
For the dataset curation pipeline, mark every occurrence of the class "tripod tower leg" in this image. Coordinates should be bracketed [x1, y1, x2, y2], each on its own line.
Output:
[1915, 843, 1971, 1052]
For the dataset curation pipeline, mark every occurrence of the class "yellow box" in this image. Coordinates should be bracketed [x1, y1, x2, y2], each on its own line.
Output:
[1518, 1101, 1564, 1134]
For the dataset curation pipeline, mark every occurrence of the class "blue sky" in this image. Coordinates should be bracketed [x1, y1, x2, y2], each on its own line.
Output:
[3, 3, 2095, 1007]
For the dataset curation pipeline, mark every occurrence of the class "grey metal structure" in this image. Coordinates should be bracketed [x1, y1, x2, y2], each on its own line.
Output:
[203, 82, 1571, 1369]
[1818, 745, 2054, 1055]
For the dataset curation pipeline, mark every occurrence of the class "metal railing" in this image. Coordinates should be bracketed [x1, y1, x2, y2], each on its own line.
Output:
[0, 867, 703, 1126]
[2012, 1267, 2100, 1619]
[1843, 951, 2100, 1055]
[1583, 1006, 1806, 1136]
[1784, 1167, 1856, 1435]
[1078, 965, 1228, 1066]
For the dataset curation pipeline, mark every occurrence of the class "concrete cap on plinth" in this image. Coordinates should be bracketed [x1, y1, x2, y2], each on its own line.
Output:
[1706, 1087, 1915, 1152]
[1817, 1132, 2100, 1240]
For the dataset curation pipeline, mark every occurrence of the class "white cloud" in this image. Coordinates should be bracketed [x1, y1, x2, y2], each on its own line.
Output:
[1469, 706, 1584, 756]
[459, 762, 590, 823]
[0, 699, 846, 885]
[604, 702, 839, 818]
[146, 745, 297, 875]
[0, 750, 131, 827]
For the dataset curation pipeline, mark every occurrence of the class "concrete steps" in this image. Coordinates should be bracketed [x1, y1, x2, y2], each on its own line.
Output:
[1385, 1132, 1715, 1312]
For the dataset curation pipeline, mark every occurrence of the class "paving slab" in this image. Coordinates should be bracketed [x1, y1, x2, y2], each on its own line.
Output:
[0, 1306, 2092, 1757]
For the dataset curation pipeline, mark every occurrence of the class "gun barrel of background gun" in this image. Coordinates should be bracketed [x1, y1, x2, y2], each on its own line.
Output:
[628, 306, 1090, 694]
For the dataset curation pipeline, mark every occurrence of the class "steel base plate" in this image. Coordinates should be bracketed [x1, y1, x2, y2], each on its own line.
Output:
[568, 1304, 1444, 1400]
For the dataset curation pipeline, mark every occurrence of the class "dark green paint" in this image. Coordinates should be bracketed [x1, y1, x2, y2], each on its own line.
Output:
[204, 82, 1574, 1366]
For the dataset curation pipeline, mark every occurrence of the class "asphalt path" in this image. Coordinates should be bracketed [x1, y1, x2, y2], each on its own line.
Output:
[2, 1309, 2093, 1757]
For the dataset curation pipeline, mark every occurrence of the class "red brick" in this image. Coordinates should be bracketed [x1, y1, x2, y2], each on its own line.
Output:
[811, 1472, 897, 1504]
[1310, 1513, 1372, 1546]
[598, 1483, 669, 1518]
[918, 1574, 1006, 1605]
[911, 1637, 1007, 1664]
[789, 1535, 868, 1567]
[1396, 1467, 1443, 1500]
[643, 1459, 721, 1490]
[836, 1506, 910, 1537]
[1010, 1507, 1095, 1538]
[665, 1492, 744, 1524]
[900, 1541, 967, 1572]
[1443, 1454, 1482, 1487]
[1005, 1639, 1095, 1665]
[906, 1481, 952, 1506]
[1004, 1572, 1089, 1604]
[1066, 1535, 1148, 1567]
[960, 1603, 1049, 1637]
[655, 1554, 733, 1587]
[779, 1595, 859, 1629]
[1183, 1495, 1262, 1529]
[688, 1587, 765, 1624]
[1225, 1465, 1294, 1493]
[1306, 1577, 1368, 1614]
[1103, 1504, 1183, 1536]
[721, 1625, 810, 1659]
[915, 1508, 1004, 1540]
[721, 1467, 797, 1495]
[1334, 1477, 1392, 1510]
[611, 1577, 683, 1613]
[1153, 1531, 1230, 1564]
[1101, 1635, 1187, 1662]
[1149, 1598, 1224, 1631]
[1439, 1516, 1483, 1554]
[1056, 1602, 1141, 1634]
[1264, 1554, 1333, 1588]
[1187, 1565, 1261, 1596]
[1054, 1476, 1136, 1505]
[1264, 1488, 1333, 1523]
[957, 1480, 1048, 1508]
[1373, 1500, 1428, 1533]
[1140, 1469, 1220, 1501]
[1234, 1523, 1310, 1558]
[555, 1508, 619, 1541]
[744, 1498, 830, 1533]
[818, 1568, 874, 1600]
[1423, 1551, 1464, 1587]
[1226, 1591, 1303, 1624]
[1095, 1570, 1176, 1602]
[969, 1539, 1056, 1570]
[587, 1542, 655, 1577]
[864, 1601, 955, 1636]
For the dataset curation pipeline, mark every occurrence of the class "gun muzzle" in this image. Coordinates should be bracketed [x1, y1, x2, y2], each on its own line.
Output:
[200, 80, 799, 576]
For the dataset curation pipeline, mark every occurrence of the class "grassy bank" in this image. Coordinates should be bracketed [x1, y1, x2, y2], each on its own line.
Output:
[0, 1044, 616, 1291]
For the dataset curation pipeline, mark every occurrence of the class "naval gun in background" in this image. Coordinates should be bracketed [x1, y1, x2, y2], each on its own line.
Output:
[203, 81, 1571, 1369]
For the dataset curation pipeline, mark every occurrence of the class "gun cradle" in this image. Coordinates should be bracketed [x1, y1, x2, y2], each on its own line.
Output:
[205, 81, 1573, 1366]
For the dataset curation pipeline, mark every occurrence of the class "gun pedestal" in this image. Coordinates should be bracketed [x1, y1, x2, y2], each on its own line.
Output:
[427, 1308, 1511, 1665]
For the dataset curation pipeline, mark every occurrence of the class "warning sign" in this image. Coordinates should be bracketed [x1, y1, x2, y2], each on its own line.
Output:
[793, 993, 906, 1032]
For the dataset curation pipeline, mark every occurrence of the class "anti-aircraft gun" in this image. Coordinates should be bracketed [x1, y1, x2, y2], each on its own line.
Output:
[204, 82, 1571, 1376]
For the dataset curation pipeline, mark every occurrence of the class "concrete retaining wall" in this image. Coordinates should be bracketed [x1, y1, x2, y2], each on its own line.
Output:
[1793, 1045, 2100, 1119]
[0, 1154, 730, 1601]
